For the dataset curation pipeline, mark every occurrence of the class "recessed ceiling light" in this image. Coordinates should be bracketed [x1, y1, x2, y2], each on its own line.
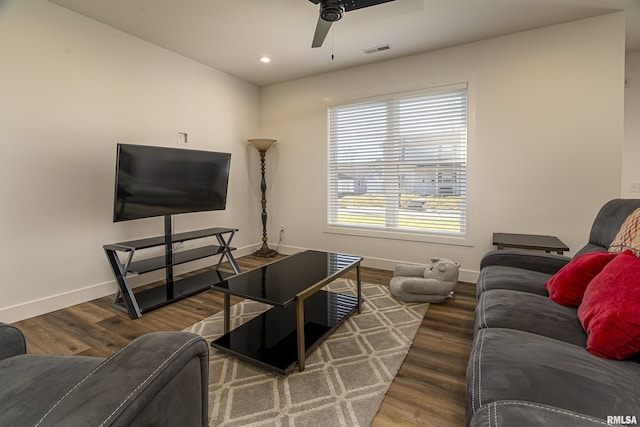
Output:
[258, 56, 271, 63]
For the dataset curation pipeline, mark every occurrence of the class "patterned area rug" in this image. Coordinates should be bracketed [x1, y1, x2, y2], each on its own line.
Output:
[184, 279, 429, 426]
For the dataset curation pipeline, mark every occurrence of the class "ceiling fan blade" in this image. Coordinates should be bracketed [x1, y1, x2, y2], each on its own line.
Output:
[312, 17, 333, 48]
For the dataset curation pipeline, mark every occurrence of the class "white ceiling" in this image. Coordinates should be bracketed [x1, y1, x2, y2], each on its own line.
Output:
[47, 0, 640, 87]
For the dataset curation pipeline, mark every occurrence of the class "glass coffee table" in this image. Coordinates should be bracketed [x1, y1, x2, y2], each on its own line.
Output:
[210, 250, 362, 374]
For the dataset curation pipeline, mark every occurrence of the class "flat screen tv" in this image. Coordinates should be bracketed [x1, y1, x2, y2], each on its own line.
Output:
[113, 143, 231, 222]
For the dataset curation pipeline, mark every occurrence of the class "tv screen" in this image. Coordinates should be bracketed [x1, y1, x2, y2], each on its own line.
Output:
[113, 144, 231, 222]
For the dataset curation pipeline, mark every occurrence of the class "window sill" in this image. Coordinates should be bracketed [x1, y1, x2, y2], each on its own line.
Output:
[324, 224, 474, 247]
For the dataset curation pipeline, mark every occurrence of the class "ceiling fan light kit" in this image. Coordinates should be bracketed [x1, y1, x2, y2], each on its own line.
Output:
[309, 0, 395, 48]
[320, 0, 344, 22]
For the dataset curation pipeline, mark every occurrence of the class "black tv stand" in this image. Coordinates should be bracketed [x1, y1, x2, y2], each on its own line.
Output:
[103, 216, 240, 319]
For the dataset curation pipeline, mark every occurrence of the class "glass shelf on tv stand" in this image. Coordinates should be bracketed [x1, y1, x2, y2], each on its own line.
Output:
[103, 224, 240, 319]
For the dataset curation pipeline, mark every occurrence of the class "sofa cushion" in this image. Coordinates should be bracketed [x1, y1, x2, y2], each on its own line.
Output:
[466, 328, 640, 425]
[475, 289, 586, 346]
[608, 207, 640, 256]
[578, 250, 640, 360]
[479, 250, 570, 275]
[477, 265, 551, 297]
[0, 354, 103, 426]
[544, 251, 616, 307]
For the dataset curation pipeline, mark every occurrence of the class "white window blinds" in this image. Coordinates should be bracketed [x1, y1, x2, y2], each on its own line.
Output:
[327, 84, 468, 236]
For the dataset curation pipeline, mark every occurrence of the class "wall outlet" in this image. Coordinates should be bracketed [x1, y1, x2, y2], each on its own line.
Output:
[177, 131, 188, 144]
[630, 182, 640, 193]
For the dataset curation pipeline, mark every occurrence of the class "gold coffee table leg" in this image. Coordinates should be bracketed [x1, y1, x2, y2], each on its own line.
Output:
[296, 296, 306, 371]
[224, 294, 230, 334]
[357, 263, 362, 314]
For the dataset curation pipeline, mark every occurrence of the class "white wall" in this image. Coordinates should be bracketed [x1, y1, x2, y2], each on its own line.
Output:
[623, 49, 640, 197]
[261, 13, 626, 281]
[0, 3, 628, 322]
[0, 0, 261, 322]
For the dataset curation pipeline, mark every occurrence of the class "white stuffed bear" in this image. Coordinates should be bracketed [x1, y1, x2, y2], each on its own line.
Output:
[390, 257, 460, 303]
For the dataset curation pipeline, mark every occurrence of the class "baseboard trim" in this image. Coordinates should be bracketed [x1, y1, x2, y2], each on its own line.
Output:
[0, 245, 260, 323]
[1, 244, 478, 323]
[0, 280, 117, 324]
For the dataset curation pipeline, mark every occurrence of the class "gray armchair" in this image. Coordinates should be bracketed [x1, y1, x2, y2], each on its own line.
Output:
[0, 323, 209, 427]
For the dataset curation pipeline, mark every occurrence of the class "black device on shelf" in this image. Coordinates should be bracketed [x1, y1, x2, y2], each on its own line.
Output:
[104, 144, 239, 319]
[113, 143, 231, 222]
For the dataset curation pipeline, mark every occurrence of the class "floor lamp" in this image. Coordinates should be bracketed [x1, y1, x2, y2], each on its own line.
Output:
[248, 138, 278, 257]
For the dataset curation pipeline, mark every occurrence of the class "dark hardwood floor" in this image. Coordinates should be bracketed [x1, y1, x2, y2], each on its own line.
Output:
[13, 254, 476, 426]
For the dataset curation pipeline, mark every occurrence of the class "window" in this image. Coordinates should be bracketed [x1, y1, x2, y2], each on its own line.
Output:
[327, 83, 469, 241]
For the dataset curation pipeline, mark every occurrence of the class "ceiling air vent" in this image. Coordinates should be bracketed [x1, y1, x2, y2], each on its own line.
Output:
[362, 44, 391, 54]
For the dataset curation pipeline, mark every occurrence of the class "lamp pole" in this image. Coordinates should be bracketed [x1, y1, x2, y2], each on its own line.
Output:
[248, 139, 278, 257]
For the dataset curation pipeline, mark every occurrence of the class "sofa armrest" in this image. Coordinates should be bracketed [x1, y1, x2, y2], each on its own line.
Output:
[0, 323, 26, 360]
[394, 264, 426, 277]
[470, 401, 612, 427]
[36, 331, 209, 427]
[480, 250, 571, 275]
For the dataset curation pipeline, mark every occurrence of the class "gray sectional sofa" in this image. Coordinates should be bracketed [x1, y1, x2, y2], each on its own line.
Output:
[467, 198, 640, 426]
[0, 323, 209, 427]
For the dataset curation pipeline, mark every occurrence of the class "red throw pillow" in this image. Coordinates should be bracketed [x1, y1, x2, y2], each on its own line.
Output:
[578, 250, 640, 360]
[544, 252, 617, 307]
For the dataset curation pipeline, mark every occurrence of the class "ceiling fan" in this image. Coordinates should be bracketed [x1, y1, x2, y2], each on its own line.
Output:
[309, 0, 395, 48]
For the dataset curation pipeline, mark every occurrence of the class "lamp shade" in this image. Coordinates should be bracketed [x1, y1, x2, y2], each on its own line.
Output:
[247, 138, 277, 151]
